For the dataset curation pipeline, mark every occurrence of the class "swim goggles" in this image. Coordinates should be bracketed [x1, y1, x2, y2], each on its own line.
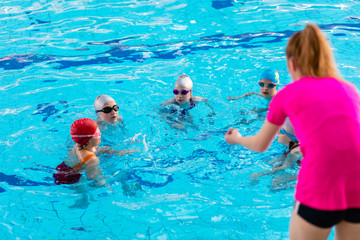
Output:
[173, 89, 191, 95]
[96, 105, 119, 114]
[279, 129, 298, 143]
[258, 82, 277, 89]
[71, 128, 101, 138]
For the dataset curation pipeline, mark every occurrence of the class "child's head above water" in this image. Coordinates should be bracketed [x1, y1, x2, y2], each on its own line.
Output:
[258, 69, 279, 98]
[173, 74, 193, 104]
[94, 95, 119, 123]
[70, 118, 101, 148]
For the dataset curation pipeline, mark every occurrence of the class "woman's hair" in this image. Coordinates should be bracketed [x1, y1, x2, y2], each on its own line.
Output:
[286, 24, 340, 79]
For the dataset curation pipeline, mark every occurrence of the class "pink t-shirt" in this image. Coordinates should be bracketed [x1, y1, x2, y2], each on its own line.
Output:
[267, 76, 360, 210]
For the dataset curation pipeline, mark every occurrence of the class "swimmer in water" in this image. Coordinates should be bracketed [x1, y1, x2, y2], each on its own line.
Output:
[94, 94, 139, 157]
[252, 118, 302, 190]
[227, 68, 279, 101]
[225, 69, 280, 125]
[160, 73, 215, 129]
[94, 95, 124, 127]
[53, 118, 105, 186]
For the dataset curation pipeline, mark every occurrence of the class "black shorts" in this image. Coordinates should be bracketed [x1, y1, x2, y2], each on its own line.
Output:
[294, 201, 360, 228]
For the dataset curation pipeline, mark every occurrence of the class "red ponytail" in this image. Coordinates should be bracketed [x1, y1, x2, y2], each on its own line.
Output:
[286, 24, 340, 79]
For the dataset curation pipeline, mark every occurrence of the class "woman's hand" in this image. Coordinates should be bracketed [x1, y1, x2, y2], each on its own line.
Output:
[225, 128, 242, 145]
[225, 121, 280, 152]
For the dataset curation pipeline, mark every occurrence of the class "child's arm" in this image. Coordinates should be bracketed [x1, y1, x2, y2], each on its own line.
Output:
[160, 98, 176, 106]
[97, 146, 139, 156]
[114, 149, 140, 156]
[157, 104, 189, 129]
[252, 154, 288, 179]
[84, 156, 105, 186]
[204, 98, 215, 115]
[161, 113, 187, 129]
[192, 96, 215, 115]
[252, 149, 302, 180]
[227, 92, 258, 101]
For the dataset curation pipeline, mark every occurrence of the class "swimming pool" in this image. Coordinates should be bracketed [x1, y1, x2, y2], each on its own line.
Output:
[1, 0, 360, 239]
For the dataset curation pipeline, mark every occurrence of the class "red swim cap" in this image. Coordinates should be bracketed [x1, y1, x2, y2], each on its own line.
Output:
[70, 118, 98, 145]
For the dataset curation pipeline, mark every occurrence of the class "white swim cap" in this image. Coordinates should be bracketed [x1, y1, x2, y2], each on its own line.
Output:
[174, 73, 193, 90]
[94, 95, 115, 111]
[260, 69, 279, 85]
[282, 118, 295, 136]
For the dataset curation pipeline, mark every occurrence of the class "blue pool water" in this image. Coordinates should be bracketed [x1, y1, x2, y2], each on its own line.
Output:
[1, 0, 360, 239]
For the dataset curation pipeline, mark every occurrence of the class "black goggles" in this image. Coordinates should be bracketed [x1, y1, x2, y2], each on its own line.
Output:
[96, 105, 119, 114]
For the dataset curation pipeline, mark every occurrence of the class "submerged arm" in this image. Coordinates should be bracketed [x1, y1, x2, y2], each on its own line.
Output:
[85, 157, 105, 186]
[203, 98, 215, 115]
[158, 104, 187, 129]
[227, 92, 258, 101]
[193, 96, 215, 115]
[97, 146, 139, 156]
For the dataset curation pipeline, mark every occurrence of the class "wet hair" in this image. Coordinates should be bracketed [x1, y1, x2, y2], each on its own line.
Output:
[78, 143, 87, 150]
[286, 24, 340, 79]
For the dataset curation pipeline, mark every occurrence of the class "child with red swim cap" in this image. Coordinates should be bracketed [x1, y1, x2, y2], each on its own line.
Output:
[54, 118, 105, 186]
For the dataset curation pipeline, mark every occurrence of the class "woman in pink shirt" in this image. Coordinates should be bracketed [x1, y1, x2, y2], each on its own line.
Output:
[225, 24, 360, 239]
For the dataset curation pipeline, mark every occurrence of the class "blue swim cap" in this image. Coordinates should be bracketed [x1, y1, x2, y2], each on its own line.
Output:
[260, 69, 279, 85]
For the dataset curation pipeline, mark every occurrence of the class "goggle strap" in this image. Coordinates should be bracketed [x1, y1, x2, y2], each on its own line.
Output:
[96, 105, 118, 113]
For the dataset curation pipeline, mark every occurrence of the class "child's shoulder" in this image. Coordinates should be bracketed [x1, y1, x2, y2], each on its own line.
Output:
[191, 96, 206, 102]
[78, 149, 97, 160]
[80, 150, 98, 167]
[161, 98, 176, 105]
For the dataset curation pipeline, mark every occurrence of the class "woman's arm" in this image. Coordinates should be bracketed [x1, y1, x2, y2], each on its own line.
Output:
[225, 120, 281, 152]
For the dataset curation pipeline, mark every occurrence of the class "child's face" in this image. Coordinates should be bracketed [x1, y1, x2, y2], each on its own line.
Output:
[173, 87, 192, 104]
[99, 101, 119, 123]
[87, 128, 101, 147]
[259, 79, 277, 98]
[88, 135, 101, 148]
[89, 137, 101, 148]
